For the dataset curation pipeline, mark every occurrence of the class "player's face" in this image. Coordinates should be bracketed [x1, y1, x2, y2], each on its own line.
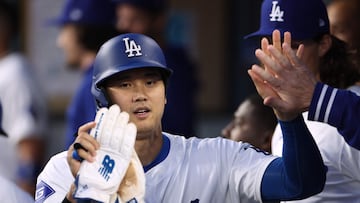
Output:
[290, 37, 330, 80]
[56, 25, 85, 70]
[222, 100, 271, 152]
[327, 1, 360, 50]
[115, 4, 153, 34]
[105, 68, 166, 138]
[230, 101, 260, 143]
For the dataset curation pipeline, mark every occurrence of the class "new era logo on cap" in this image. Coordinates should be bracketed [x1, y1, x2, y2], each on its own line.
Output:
[245, 0, 330, 40]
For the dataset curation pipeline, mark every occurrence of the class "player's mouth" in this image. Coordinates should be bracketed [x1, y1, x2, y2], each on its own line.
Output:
[133, 107, 151, 119]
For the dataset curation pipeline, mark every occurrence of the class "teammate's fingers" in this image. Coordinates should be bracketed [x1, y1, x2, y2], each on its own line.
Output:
[282, 43, 302, 67]
[267, 45, 292, 71]
[283, 32, 291, 47]
[250, 63, 283, 91]
[255, 48, 282, 75]
[248, 68, 269, 99]
[296, 44, 304, 59]
[261, 37, 270, 56]
[272, 29, 282, 52]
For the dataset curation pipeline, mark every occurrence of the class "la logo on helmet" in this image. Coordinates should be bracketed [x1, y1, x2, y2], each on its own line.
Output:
[269, 1, 284, 22]
[123, 37, 142, 57]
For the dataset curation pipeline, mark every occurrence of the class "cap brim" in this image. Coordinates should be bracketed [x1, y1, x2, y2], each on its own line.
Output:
[243, 29, 270, 39]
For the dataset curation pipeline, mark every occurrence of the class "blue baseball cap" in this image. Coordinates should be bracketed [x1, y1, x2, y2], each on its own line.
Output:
[245, 0, 330, 40]
[113, 0, 168, 13]
[48, 0, 116, 26]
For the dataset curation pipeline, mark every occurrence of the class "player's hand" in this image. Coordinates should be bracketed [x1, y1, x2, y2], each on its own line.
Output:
[67, 121, 100, 178]
[73, 104, 137, 203]
[249, 30, 316, 121]
[117, 149, 145, 203]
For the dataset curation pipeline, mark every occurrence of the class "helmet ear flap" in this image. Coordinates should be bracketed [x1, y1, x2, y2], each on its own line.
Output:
[92, 82, 109, 108]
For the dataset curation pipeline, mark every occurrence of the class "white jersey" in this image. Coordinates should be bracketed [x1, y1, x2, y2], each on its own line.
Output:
[0, 53, 47, 180]
[272, 112, 360, 203]
[36, 133, 276, 203]
[0, 175, 34, 203]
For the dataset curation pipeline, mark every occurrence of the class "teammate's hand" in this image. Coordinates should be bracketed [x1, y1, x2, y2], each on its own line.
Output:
[118, 149, 145, 203]
[73, 104, 137, 203]
[249, 30, 315, 121]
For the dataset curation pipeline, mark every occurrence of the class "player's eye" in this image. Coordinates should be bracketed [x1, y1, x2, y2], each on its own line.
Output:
[146, 79, 157, 86]
[120, 82, 131, 88]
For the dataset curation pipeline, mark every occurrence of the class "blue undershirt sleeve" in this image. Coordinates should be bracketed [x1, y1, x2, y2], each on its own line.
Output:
[261, 115, 327, 201]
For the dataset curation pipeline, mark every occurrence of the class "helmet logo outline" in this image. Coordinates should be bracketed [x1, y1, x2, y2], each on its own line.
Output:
[123, 37, 142, 57]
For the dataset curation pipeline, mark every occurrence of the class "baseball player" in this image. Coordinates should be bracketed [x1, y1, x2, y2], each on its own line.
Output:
[36, 33, 326, 203]
[48, 0, 119, 149]
[221, 93, 277, 153]
[0, 103, 35, 203]
[113, 0, 198, 138]
[246, 0, 360, 201]
[250, 36, 360, 150]
[0, 1, 47, 196]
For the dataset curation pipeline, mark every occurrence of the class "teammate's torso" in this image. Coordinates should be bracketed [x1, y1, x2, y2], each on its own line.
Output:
[272, 113, 360, 203]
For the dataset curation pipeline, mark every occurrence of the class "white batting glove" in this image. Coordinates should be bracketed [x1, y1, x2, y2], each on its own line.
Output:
[74, 105, 137, 203]
[117, 149, 145, 203]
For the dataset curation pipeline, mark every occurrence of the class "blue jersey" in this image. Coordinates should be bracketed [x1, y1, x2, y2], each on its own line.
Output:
[64, 65, 96, 148]
[308, 82, 360, 150]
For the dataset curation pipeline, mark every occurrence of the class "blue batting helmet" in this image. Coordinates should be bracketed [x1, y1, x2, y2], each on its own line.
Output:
[92, 33, 173, 108]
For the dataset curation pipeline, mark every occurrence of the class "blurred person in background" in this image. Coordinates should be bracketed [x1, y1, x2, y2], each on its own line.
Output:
[0, 103, 34, 203]
[327, 0, 360, 92]
[0, 1, 48, 196]
[327, 0, 360, 54]
[114, 0, 198, 138]
[48, 0, 119, 149]
[221, 93, 277, 153]
[246, 0, 360, 201]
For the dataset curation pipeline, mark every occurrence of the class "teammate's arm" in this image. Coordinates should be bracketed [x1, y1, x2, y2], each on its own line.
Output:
[308, 82, 360, 150]
[260, 115, 326, 201]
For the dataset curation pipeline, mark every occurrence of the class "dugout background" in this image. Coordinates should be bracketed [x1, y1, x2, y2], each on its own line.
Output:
[5, 0, 331, 157]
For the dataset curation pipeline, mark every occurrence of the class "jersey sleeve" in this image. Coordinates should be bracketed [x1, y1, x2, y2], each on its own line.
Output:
[35, 152, 74, 203]
[261, 116, 326, 201]
[308, 82, 360, 150]
[226, 140, 277, 202]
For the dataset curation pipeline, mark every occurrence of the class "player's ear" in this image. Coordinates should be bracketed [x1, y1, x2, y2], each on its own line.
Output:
[318, 34, 332, 57]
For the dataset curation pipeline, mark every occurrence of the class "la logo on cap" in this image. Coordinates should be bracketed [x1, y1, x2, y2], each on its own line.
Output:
[269, 1, 284, 22]
[123, 37, 142, 57]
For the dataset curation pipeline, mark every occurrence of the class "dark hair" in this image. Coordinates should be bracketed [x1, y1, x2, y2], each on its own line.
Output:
[0, 2, 18, 38]
[318, 35, 360, 88]
[247, 94, 277, 132]
[75, 25, 119, 53]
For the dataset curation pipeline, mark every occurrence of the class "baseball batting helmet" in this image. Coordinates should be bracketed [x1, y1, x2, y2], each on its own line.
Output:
[92, 33, 173, 108]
